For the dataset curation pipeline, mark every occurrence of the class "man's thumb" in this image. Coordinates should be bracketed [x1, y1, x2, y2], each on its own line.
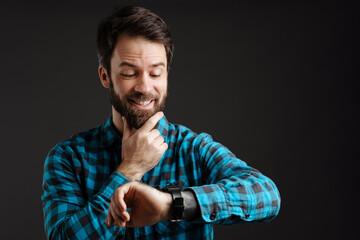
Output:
[122, 117, 132, 141]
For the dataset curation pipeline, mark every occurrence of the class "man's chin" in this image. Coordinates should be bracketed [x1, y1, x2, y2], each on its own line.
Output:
[111, 94, 166, 129]
[124, 107, 158, 129]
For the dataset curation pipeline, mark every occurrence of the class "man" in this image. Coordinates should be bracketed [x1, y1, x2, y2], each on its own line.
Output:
[42, 6, 280, 240]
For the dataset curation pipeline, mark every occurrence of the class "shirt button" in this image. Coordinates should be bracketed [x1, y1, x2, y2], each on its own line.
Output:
[210, 213, 216, 220]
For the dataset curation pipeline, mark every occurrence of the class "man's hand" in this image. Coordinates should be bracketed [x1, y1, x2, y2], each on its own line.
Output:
[117, 111, 168, 180]
[106, 181, 172, 228]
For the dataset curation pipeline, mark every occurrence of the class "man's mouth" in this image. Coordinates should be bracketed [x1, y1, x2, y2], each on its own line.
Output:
[129, 99, 155, 109]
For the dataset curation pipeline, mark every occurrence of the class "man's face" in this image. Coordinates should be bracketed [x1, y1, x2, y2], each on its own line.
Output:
[108, 34, 168, 129]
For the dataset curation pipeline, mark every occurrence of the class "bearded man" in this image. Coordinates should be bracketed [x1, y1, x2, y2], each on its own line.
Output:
[42, 6, 280, 240]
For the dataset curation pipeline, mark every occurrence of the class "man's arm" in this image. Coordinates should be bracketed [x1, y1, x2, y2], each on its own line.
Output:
[42, 112, 168, 239]
[117, 112, 168, 181]
[184, 132, 281, 224]
[42, 144, 129, 240]
[106, 133, 280, 227]
[106, 182, 200, 228]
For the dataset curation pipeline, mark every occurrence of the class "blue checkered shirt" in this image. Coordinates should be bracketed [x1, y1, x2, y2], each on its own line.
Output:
[42, 115, 280, 239]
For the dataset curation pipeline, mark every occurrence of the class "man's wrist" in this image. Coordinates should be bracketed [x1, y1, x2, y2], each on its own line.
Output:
[162, 184, 185, 222]
[160, 187, 200, 222]
[162, 192, 173, 221]
[116, 165, 142, 181]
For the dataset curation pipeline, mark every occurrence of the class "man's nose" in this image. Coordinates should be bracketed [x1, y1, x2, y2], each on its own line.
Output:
[134, 73, 152, 94]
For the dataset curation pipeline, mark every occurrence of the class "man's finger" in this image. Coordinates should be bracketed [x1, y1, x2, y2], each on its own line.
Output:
[111, 196, 130, 223]
[148, 129, 160, 141]
[107, 208, 116, 226]
[153, 135, 164, 146]
[160, 142, 168, 152]
[125, 213, 135, 228]
[119, 210, 131, 223]
[110, 203, 124, 226]
[122, 117, 132, 141]
[106, 208, 113, 226]
[138, 111, 163, 133]
[111, 198, 124, 219]
[115, 185, 130, 212]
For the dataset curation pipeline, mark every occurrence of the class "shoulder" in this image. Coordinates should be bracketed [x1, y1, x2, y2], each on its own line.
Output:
[67, 124, 104, 148]
[167, 122, 214, 147]
[47, 124, 103, 160]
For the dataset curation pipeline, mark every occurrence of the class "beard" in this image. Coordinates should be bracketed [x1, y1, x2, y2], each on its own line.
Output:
[109, 81, 167, 129]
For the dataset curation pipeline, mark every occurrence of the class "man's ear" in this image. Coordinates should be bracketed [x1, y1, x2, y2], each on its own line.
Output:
[99, 66, 110, 89]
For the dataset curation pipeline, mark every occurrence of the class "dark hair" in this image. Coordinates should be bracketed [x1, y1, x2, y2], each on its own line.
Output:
[97, 6, 174, 73]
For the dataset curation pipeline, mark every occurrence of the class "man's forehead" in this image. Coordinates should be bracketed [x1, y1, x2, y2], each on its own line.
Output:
[116, 57, 166, 70]
[118, 61, 165, 69]
[113, 34, 166, 62]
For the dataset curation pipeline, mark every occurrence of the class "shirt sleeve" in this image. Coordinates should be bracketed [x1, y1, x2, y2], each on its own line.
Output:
[185, 133, 281, 224]
[41, 143, 129, 240]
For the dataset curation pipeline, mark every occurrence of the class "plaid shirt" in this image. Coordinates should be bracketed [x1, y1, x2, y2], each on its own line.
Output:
[42, 115, 280, 239]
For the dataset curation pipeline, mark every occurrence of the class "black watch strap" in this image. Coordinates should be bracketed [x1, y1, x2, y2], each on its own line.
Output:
[163, 184, 184, 222]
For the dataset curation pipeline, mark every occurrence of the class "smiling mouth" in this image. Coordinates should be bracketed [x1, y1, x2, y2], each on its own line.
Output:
[129, 99, 154, 107]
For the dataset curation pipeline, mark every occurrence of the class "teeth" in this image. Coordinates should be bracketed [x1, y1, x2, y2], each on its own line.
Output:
[134, 100, 151, 106]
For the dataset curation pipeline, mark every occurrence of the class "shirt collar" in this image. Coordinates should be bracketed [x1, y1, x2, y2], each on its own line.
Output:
[100, 116, 120, 148]
[100, 114, 170, 148]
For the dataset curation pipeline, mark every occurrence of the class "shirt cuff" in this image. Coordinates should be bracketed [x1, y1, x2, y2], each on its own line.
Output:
[99, 171, 130, 201]
[186, 184, 231, 223]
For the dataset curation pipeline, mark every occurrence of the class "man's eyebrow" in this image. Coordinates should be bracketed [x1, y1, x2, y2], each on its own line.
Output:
[119, 62, 165, 68]
[151, 62, 166, 68]
[118, 62, 165, 68]
[119, 62, 137, 68]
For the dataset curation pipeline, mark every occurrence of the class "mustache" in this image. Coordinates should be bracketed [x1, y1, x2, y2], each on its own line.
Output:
[126, 92, 160, 101]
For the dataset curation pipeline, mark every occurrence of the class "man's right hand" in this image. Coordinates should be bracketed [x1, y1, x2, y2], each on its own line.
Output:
[117, 111, 168, 181]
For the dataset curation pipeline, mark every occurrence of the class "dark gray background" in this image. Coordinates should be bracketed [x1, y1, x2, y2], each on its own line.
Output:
[1, 0, 359, 239]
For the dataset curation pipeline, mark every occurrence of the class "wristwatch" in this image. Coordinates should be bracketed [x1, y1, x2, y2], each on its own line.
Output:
[162, 184, 184, 222]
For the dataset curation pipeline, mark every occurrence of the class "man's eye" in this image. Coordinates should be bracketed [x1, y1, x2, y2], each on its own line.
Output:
[121, 73, 136, 77]
[150, 74, 160, 78]
[150, 71, 162, 78]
